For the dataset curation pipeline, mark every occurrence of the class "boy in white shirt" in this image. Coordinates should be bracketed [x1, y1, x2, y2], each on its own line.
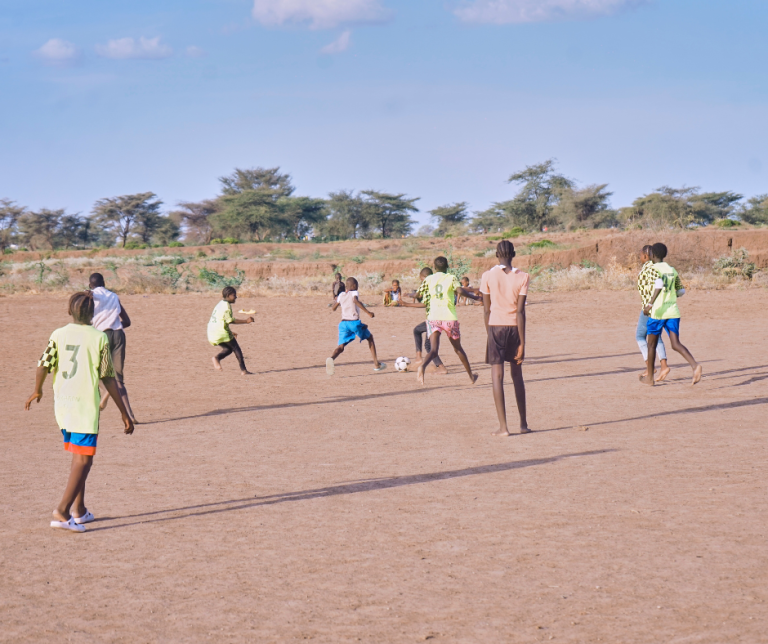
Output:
[327, 277, 386, 375]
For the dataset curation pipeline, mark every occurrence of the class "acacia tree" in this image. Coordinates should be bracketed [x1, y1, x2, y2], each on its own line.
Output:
[323, 190, 369, 239]
[738, 194, 768, 225]
[361, 191, 418, 238]
[170, 199, 219, 244]
[553, 184, 616, 229]
[18, 208, 65, 250]
[430, 202, 468, 236]
[0, 198, 25, 251]
[92, 192, 163, 247]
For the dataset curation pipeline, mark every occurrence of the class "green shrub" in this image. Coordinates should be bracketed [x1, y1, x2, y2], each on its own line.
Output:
[168, 241, 185, 247]
[198, 267, 245, 289]
[528, 239, 556, 250]
[715, 219, 740, 228]
[124, 241, 148, 250]
[351, 255, 366, 264]
[713, 248, 756, 279]
[488, 227, 525, 241]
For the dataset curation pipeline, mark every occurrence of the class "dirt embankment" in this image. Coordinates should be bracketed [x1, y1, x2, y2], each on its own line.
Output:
[7, 229, 768, 282]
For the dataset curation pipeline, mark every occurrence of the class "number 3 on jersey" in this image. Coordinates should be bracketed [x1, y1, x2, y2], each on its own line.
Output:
[62, 344, 80, 379]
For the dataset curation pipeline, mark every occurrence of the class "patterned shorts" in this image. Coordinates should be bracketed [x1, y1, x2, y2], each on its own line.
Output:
[427, 320, 461, 340]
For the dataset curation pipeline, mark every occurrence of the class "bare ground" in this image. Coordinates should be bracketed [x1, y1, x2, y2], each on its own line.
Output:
[1, 290, 767, 643]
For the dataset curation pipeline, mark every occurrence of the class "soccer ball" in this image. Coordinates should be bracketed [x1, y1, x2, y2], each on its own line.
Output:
[394, 356, 411, 372]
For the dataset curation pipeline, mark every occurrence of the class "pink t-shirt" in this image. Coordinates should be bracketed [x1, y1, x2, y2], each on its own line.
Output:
[337, 290, 360, 320]
[480, 266, 530, 326]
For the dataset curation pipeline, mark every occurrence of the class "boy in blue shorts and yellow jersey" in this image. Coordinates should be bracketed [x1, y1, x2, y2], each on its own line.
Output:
[327, 277, 386, 375]
[641, 243, 702, 386]
[25, 291, 134, 532]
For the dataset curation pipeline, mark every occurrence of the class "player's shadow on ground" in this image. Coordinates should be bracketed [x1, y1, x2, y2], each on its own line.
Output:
[540, 396, 768, 433]
[87, 449, 613, 532]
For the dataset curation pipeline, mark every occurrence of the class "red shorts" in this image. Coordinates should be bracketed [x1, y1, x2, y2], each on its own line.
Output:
[427, 320, 461, 340]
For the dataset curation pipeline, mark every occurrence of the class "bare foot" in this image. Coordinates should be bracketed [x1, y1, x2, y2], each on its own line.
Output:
[656, 366, 671, 382]
[692, 364, 702, 385]
[470, 373, 479, 385]
[417, 365, 425, 386]
[519, 427, 532, 434]
[639, 373, 655, 386]
[212, 357, 222, 371]
[435, 365, 449, 375]
[492, 428, 511, 436]
[241, 370, 254, 376]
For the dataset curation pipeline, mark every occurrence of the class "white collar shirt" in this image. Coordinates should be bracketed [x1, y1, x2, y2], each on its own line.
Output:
[91, 287, 123, 331]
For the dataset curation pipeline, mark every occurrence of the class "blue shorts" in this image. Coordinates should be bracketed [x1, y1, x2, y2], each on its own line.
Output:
[338, 320, 372, 345]
[647, 317, 680, 337]
[61, 430, 98, 456]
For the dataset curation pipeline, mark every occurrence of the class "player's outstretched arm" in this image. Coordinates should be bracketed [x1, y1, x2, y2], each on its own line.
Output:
[355, 297, 374, 318]
[25, 366, 49, 410]
[232, 316, 254, 324]
[399, 300, 426, 309]
[119, 304, 131, 328]
[331, 301, 340, 312]
[102, 376, 134, 434]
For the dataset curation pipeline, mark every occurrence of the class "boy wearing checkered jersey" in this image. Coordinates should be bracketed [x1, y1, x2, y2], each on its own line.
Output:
[636, 245, 670, 381]
[25, 292, 134, 533]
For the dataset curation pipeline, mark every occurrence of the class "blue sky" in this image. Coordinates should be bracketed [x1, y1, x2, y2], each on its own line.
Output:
[1, 0, 766, 226]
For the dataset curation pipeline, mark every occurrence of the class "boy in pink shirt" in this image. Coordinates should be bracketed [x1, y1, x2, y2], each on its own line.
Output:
[480, 240, 530, 436]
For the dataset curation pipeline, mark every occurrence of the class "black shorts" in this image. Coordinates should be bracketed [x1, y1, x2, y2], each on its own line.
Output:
[485, 325, 521, 365]
[104, 328, 126, 382]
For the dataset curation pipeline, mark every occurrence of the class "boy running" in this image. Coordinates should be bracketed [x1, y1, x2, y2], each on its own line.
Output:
[400, 267, 447, 374]
[636, 246, 670, 381]
[327, 277, 386, 375]
[25, 291, 134, 533]
[641, 243, 702, 386]
[208, 286, 255, 375]
[481, 241, 530, 436]
[415, 256, 478, 386]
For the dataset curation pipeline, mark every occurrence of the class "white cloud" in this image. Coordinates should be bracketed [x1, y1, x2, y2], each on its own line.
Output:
[252, 0, 389, 29]
[34, 39, 80, 65]
[95, 37, 173, 60]
[186, 45, 207, 58]
[321, 30, 352, 54]
[454, 0, 648, 24]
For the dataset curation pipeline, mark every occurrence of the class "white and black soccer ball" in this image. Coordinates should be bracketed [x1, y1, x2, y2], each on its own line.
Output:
[394, 356, 411, 372]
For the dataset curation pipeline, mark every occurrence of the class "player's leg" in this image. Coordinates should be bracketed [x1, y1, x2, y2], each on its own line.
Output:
[490, 363, 508, 435]
[228, 338, 252, 375]
[417, 330, 441, 385]
[656, 328, 670, 381]
[424, 331, 446, 373]
[509, 360, 529, 432]
[668, 327, 702, 384]
[413, 322, 426, 364]
[640, 333, 658, 386]
[636, 311, 650, 367]
[213, 341, 233, 370]
[447, 335, 477, 384]
[366, 334, 384, 370]
[54, 453, 93, 523]
[112, 330, 137, 420]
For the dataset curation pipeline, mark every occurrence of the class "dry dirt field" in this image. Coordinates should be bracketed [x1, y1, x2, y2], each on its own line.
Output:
[1, 290, 767, 643]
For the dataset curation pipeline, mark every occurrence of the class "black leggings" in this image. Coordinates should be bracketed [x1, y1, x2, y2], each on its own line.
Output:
[216, 339, 247, 371]
[413, 322, 443, 366]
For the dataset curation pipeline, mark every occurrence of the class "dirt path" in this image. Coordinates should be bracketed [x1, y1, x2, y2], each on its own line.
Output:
[1, 290, 766, 642]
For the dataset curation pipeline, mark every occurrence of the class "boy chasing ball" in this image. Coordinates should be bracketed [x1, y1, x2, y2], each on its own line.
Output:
[208, 286, 255, 375]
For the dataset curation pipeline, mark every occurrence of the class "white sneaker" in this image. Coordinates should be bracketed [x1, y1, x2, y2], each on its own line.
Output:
[73, 510, 95, 525]
[50, 517, 86, 533]
[374, 363, 387, 372]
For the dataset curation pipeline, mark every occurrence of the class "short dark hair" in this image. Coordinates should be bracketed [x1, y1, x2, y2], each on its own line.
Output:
[222, 286, 237, 299]
[496, 240, 515, 259]
[419, 267, 433, 278]
[460, 276, 470, 284]
[651, 243, 668, 260]
[346, 276, 359, 290]
[89, 272, 105, 289]
[434, 256, 449, 273]
[392, 279, 400, 285]
[642, 245, 653, 256]
[69, 291, 95, 324]
[335, 273, 343, 279]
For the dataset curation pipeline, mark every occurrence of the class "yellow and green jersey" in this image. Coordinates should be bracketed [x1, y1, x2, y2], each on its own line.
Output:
[38, 324, 114, 435]
[651, 262, 683, 320]
[207, 300, 234, 345]
[417, 272, 460, 321]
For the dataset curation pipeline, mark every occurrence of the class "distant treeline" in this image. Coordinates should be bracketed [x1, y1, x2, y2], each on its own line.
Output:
[2, 160, 766, 252]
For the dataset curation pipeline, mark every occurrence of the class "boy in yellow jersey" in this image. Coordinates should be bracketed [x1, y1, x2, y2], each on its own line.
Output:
[641, 243, 702, 386]
[415, 256, 478, 386]
[25, 291, 134, 533]
[208, 286, 255, 375]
